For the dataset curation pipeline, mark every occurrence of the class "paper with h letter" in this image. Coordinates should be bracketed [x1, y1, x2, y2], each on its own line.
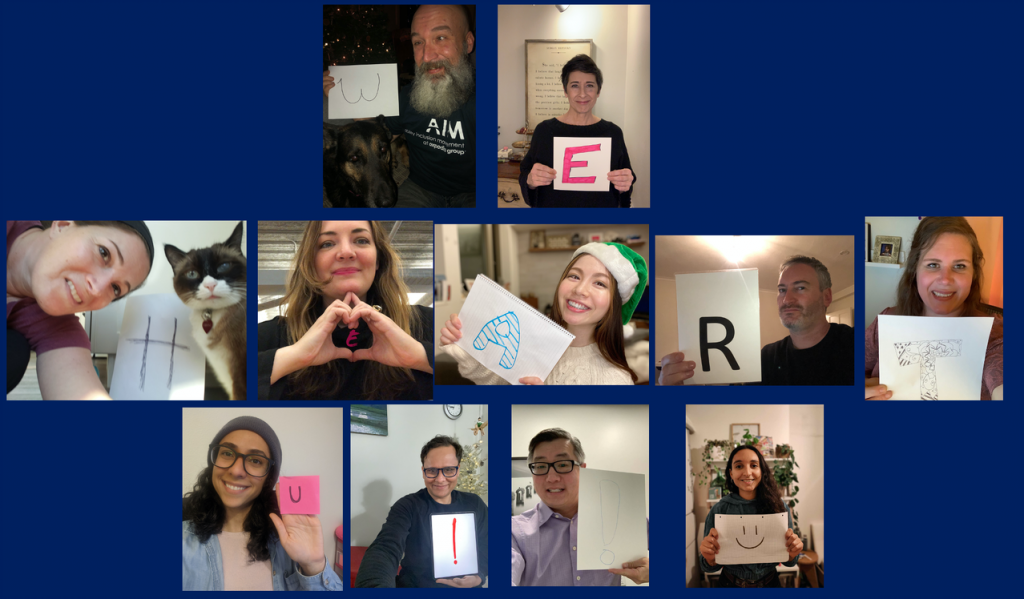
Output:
[455, 274, 575, 384]
[675, 269, 761, 384]
[327, 64, 400, 119]
[878, 314, 994, 400]
[577, 468, 648, 570]
[431, 512, 479, 579]
[553, 137, 612, 191]
[278, 476, 320, 515]
[714, 512, 789, 565]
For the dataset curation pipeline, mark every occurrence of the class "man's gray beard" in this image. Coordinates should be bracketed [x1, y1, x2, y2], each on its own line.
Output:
[409, 55, 475, 118]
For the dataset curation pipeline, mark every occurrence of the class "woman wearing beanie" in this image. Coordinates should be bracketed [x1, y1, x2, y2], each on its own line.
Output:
[6, 220, 154, 399]
[440, 242, 646, 385]
[183, 416, 342, 591]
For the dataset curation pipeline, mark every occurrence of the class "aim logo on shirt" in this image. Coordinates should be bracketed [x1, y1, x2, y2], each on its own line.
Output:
[427, 119, 464, 140]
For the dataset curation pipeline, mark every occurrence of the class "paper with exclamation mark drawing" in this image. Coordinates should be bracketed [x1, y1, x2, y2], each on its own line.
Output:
[430, 512, 479, 578]
[577, 468, 648, 570]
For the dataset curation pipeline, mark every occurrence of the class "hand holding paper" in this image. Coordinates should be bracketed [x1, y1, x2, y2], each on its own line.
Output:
[606, 168, 634, 192]
[270, 480, 325, 575]
[527, 163, 557, 188]
[278, 476, 320, 515]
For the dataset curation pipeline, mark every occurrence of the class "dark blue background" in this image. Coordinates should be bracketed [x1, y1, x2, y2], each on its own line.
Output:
[2, 0, 1021, 595]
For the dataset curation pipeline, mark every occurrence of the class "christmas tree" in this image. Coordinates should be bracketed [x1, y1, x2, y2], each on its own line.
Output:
[456, 437, 488, 501]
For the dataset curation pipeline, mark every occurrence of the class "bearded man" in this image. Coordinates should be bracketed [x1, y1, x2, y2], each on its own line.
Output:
[324, 5, 476, 208]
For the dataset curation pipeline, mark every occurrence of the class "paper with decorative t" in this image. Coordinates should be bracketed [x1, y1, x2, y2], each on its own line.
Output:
[109, 294, 206, 400]
[278, 476, 320, 515]
[714, 512, 789, 565]
[327, 64, 399, 119]
[878, 315, 993, 400]
[552, 137, 612, 191]
[577, 468, 648, 570]
[455, 274, 574, 384]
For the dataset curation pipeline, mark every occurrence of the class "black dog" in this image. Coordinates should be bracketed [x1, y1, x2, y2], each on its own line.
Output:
[323, 115, 399, 208]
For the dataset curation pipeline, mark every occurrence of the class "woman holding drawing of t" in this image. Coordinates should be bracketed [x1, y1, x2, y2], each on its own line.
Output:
[699, 445, 803, 588]
[6, 220, 153, 399]
[864, 217, 1003, 400]
[439, 242, 645, 385]
[519, 55, 635, 208]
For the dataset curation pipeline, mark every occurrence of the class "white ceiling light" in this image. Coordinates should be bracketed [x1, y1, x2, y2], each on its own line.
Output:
[700, 236, 771, 264]
[556, 5, 569, 13]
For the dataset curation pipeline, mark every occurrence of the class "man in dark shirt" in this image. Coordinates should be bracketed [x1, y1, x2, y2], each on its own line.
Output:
[761, 255, 854, 385]
[324, 5, 476, 207]
[355, 435, 488, 588]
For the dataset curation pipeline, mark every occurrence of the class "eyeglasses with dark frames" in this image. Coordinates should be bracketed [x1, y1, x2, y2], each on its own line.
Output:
[209, 444, 275, 478]
[422, 466, 460, 478]
[528, 460, 579, 475]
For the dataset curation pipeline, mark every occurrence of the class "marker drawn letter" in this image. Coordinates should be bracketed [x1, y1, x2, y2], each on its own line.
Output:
[699, 316, 740, 371]
[562, 144, 601, 184]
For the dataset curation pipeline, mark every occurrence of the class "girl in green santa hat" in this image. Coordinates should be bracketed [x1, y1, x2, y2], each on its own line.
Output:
[440, 242, 647, 385]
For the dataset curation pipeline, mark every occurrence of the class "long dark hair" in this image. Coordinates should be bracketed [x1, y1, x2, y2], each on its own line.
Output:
[894, 217, 986, 317]
[183, 464, 281, 563]
[549, 254, 636, 382]
[725, 445, 785, 515]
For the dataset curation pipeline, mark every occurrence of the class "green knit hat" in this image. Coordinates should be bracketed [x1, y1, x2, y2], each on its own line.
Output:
[572, 242, 648, 325]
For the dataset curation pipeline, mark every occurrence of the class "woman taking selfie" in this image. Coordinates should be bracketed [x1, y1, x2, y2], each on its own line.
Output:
[257, 221, 433, 400]
[7, 220, 153, 399]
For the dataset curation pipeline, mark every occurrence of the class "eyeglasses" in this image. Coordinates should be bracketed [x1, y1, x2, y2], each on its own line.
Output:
[422, 466, 460, 478]
[209, 444, 275, 478]
[528, 460, 579, 475]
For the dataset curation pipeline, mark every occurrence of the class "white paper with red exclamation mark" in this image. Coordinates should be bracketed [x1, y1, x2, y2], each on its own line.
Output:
[430, 512, 479, 578]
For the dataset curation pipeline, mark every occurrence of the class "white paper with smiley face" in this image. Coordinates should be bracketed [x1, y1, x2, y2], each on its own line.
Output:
[714, 513, 789, 565]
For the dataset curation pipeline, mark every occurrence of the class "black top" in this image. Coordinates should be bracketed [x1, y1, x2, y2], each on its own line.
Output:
[518, 118, 634, 207]
[384, 85, 475, 196]
[760, 322, 855, 385]
[257, 304, 433, 400]
[355, 488, 489, 588]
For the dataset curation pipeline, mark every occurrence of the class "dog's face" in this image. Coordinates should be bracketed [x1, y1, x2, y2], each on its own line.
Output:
[324, 115, 399, 208]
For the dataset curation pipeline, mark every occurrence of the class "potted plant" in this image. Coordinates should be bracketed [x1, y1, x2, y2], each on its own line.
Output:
[739, 428, 758, 447]
[775, 443, 793, 459]
[773, 447, 802, 539]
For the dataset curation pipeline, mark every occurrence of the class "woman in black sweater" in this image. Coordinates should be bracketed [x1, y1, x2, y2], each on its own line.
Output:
[519, 54, 635, 208]
[257, 221, 433, 400]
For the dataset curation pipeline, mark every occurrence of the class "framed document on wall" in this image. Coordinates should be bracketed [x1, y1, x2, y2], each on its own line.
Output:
[525, 39, 595, 132]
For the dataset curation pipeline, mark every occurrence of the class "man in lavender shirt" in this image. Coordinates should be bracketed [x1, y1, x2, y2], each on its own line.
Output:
[511, 428, 650, 586]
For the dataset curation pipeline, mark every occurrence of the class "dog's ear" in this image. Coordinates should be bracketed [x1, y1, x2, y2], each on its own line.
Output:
[323, 123, 338, 152]
[376, 114, 392, 138]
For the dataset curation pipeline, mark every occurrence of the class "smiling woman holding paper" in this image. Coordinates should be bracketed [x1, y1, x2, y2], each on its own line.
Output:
[865, 217, 1003, 400]
[519, 55, 635, 208]
[699, 446, 802, 588]
[440, 242, 645, 385]
[183, 416, 341, 591]
[257, 221, 433, 400]
[6, 220, 154, 399]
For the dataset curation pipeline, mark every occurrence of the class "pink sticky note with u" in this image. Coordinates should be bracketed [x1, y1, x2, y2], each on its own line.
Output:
[279, 476, 320, 515]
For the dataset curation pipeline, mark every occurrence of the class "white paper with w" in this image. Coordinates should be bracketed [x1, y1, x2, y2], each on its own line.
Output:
[455, 275, 574, 384]
[714, 512, 789, 565]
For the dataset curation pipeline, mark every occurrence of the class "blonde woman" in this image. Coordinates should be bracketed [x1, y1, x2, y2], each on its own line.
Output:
[257, 221, 432, 400]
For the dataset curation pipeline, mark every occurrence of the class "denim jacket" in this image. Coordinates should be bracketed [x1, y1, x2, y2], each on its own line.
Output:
[183, 521, 343, 591]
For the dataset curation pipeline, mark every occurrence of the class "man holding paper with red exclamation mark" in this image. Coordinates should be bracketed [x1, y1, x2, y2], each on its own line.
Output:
[355, 435, 488, 588]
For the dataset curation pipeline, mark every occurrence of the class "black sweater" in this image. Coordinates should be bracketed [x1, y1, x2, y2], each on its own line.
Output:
[257, 304, 433, 400]
[355, 489, 489, 588]
[518, 118, 634, 208]
[760, 322, 855, 385]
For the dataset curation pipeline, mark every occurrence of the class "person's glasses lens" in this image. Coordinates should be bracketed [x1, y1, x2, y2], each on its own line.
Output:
[529, 463, 549, 475]
[554, 461, 574, 473]
[442, 467, 458, 477]
[211, 446, 269, 477]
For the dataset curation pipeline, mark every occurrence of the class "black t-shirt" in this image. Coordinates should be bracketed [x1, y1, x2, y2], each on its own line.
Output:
[760, 323, 855, 385]
[355, 489, 489, 588]
[518, 118, 634, 208]
[384, 85, 475, 196]
[256, 304, 433, 400]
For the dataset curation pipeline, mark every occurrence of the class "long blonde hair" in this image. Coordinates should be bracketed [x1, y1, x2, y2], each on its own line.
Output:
[281, 221, 419, 399]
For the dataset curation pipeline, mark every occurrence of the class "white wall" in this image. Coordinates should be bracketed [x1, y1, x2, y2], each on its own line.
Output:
[497, 5, 651, 207]
[434, 224, 466, 348]
[685, 405, 823, 549]
[864, 216, 1003, 325]
[511, 404, 649, 514]
[350, 404, 488, 547]
[182, 408, 345, 566]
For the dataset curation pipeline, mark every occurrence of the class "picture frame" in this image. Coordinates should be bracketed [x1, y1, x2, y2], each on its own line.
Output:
[755, 436, 774, 457]
[350, 404, 388, 436]
[873, 235, 902, 264]
[708, 487, 722, 500]
[730, 423, 760, 444]
[525, 39, 596, 131]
